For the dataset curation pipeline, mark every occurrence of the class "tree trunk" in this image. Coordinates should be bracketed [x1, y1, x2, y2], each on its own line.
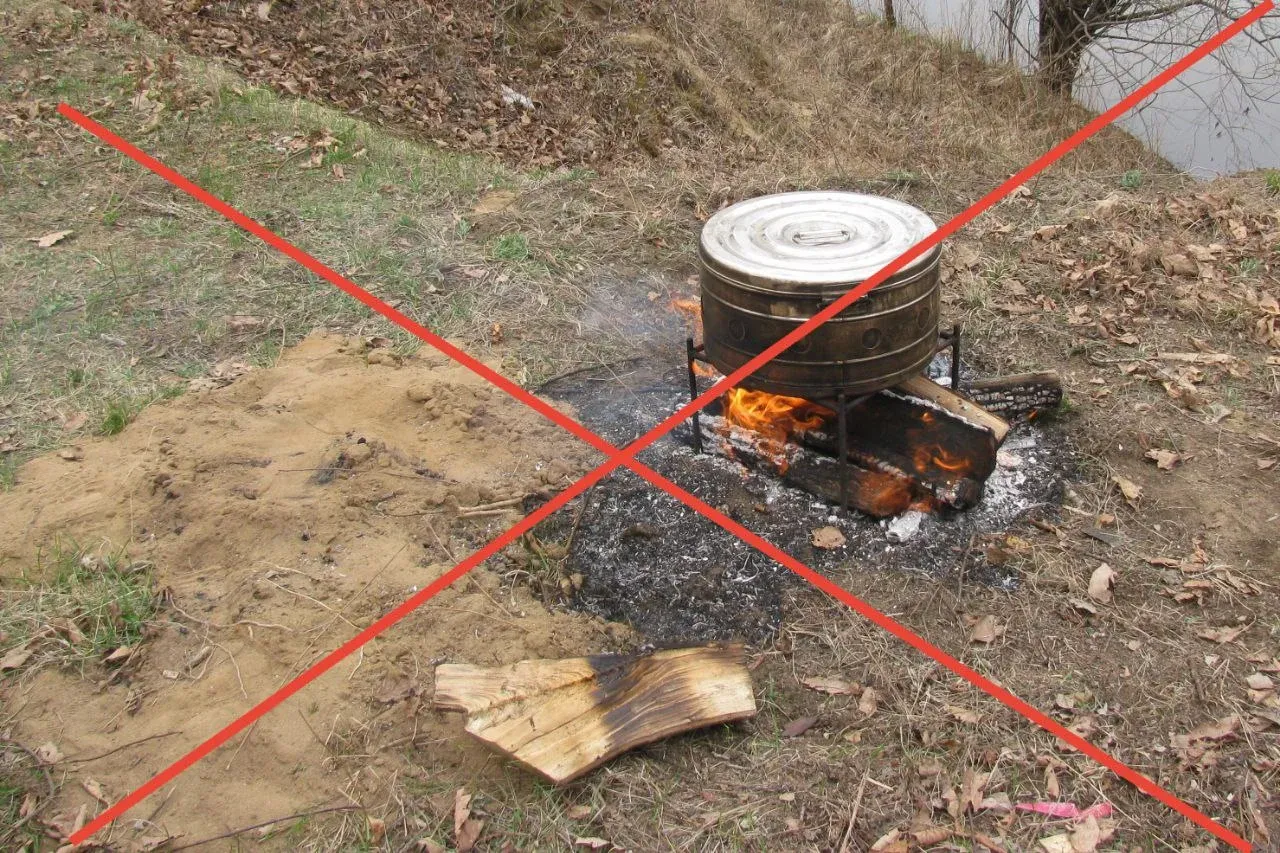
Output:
[884, 0, 896, 28]
[1038, 0, 1130, 96]
[1038, 0, 1089, 94]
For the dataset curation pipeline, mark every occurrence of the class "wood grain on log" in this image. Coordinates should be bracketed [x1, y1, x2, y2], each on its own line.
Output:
[894, 375, 1010, 443]
[434, 645, 756, 784]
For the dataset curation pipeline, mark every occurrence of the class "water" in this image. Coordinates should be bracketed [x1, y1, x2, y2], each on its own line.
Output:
[853, 0, 1280, 177]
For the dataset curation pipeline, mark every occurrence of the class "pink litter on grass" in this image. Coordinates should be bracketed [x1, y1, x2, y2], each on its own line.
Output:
[1016, 801, 1114, 820]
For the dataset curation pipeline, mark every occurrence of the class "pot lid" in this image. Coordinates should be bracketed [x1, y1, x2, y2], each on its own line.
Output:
[699, 191, 938, 287]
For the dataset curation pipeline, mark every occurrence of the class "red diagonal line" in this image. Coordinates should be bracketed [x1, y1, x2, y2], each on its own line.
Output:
[619, 467, 1253, 848]
[52, 102, 624, 462]
[61, 5, 1267, 846]
[610, 0, 1274, 462]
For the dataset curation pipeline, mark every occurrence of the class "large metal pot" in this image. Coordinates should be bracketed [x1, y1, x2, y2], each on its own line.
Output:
[699, 191, 941, 398]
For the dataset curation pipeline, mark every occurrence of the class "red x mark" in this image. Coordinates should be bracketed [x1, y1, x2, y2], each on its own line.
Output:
[59, 5, 1271, 846]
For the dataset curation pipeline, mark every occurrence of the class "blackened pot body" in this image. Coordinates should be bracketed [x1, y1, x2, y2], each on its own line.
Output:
[700, 191, 941, 398]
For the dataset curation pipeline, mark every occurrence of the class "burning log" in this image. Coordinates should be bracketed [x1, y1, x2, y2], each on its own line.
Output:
[895, 374, 1010, 443]
[433, 645, 756, 784]
[803, 384, 998, 512]
[960, 372, 1064, 420]
[704, 376, 1008, 518]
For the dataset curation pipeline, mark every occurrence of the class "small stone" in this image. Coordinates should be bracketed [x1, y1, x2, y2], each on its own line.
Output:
[406, 386, 434, 402]
[366, 349, 401, 366]
[885, 510, 926, 543]
[345, 443, 373, 464]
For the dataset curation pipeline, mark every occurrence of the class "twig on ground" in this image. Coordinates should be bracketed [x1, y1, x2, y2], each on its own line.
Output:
[210, 642, 249, 700]
[223, 720, 259, 771]
[838, 772, 870, 853]
[534, 357, 645, 392]
[457, 506, 518, 519]
[426, 521, 456, 561]
[66, 730, 183, 765]
[167, 802, 362, 850]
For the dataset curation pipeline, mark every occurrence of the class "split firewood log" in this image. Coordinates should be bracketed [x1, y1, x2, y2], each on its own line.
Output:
[434, 644, 756, 784]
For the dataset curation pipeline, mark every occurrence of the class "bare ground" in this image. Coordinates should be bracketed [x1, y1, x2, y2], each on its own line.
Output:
[1, 0, 1278, 851]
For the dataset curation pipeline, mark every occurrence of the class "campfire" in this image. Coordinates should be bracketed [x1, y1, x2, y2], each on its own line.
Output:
[719, 388, 830, 474]
[681, 191, 1062, 519]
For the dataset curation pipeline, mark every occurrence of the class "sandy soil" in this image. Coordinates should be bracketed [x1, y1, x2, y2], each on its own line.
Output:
[0, 333, 627, 848]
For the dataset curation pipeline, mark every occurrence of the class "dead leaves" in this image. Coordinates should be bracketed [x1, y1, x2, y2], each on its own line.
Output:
[1110, 474, 1142, 508]
[472, 189, 518, 216]
[858, 686, 880, 717]
[1171, 714, 1240, 770]
[1086, 564, 1116, 605]
[809, 525, 846, 550]
[968, 614, 1006, 644]
[1245, 672, 1274, 691]
[781, 715, 818, 738]
[1142, 448, 1182, 471]
[1242, 666, 1280, 732]
[34, 741, 63, 765]
[1037, 815, 1115, 852]
[27, 229, 73, 248]
[944, 704, 982, 725]
[453, 788, 484, 852]
[1196, 624, 1249, 644]
[1, 644, 34, 672]
[81, 778, 109, 805]
[800, 676, 857, 695]
[188, 359, 253, 392]
[1159, 252, 1198, 277]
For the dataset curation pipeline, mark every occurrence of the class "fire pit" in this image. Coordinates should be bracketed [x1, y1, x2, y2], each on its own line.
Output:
[683, 192, 1060, 518]
[532, 191, 1070, 642]
[538, 351, 1071, 643]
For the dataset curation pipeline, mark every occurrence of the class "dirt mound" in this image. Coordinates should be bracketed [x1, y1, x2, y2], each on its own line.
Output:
[0, 333, 629, 847]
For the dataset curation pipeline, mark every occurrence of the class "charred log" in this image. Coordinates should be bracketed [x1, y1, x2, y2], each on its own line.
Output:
[962, 372, 1064, 419]
[701, 378, 1005, 518]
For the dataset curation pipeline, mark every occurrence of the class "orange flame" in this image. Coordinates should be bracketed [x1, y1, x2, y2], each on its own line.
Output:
[913, 443, 971, 476]
[721, 388, 832, 473]
[671, 296, 703, 340]
[859, 469, 917, 517]
[692, 360, 718, 378]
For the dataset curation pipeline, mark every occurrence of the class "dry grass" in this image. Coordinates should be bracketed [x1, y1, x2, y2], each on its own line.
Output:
[1, 0, 1277, 849]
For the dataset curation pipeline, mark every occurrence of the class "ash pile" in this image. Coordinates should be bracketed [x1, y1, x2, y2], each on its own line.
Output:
[539, 353, 1073, 646]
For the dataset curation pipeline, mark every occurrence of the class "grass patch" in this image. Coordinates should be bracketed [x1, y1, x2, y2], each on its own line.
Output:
[0, 755, 46, 850]
[1236, 256, 1263, 277]
[1266, 170, 1280, 196]
[491, 232, 531, 262]
[0, 541, 156, 677]
[0, 20, 565, 464]
[100, 397, 137, 436]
